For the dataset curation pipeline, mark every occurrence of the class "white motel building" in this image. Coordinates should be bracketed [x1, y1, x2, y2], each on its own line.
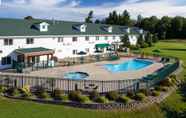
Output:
[0, 18, 145, 70]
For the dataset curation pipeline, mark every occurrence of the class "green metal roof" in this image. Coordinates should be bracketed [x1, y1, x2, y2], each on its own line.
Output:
[0, 18, 142, 37]
[95, 43, 111, 48]
[15, 47, 53, 54]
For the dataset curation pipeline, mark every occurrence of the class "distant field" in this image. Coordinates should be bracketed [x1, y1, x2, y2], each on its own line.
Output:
[0, 41, 186, 118]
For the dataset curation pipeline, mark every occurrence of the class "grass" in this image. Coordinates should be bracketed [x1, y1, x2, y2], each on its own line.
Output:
[0, 40, 186, 118]
[141, 41, 186, 117]
[0, 97, 164, 118]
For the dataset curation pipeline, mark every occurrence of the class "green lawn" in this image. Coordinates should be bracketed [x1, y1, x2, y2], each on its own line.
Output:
[142, 41, 186, 117]
[0, 97, 164, 118]
[0, 41, 186, 118]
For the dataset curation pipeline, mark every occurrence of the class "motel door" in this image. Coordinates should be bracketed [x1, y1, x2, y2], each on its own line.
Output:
[31, 56, 40, 64]
[17, 55, 24, 63]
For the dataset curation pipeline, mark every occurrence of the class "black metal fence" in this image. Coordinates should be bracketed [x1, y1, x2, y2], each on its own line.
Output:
[0, 73, 140, 94]
[0, 58, 180, 94]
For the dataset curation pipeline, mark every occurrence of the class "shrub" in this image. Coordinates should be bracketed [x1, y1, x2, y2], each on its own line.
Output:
[152, 91, 160, 97]
[52, 89, 64, 100]
[161, 87, 169, 92]
[95, 96, 109, 103]
[126, 91, 135, 99]
[170, 74, 176, 80]
[141, 42, 149, 48]
[36, 87, 49, 99]
[68, 91, 81, 101]
[130, 45, 140, 50]
[6, 87, 20, 97]
[20, 85, 32, 98]
[169, 75, 177, 84]
[61, 95, 69, 102]
[134, 93, 146, 101]
[89, 90, 99, 100]
[139, 89, 149, 96]
[78, 95, 90, 103]
[154, 86, 161, 91]
[155, 86, 169, 92]
[0, 85, 6, 94]
[38, 91, 49, 99]
[106, 91, 119, 101]
[159, 79, 174, 87]
[117, 96, 131, 104]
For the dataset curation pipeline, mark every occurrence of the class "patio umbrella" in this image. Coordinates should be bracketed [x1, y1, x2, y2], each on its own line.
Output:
[77, 51, 87, 55]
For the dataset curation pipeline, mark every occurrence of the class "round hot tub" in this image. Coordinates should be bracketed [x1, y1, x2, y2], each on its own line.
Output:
[64, 72, 89, 80]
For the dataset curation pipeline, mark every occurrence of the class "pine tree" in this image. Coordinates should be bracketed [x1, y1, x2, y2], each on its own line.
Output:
[121, 34, 130, 47]
[85, 11, 94, 23]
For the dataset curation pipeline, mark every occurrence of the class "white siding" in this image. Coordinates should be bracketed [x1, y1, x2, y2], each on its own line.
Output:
[0, 34, 138, 69]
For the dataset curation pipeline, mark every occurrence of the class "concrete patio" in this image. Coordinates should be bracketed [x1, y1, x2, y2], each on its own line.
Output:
[28, 57, 164, 81]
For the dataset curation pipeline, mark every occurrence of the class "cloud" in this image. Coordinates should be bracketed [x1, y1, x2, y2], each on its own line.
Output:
[0, 0, 186, 21]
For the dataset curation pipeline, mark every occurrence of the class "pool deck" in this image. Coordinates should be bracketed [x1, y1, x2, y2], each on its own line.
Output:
[28, 57, 164, 81]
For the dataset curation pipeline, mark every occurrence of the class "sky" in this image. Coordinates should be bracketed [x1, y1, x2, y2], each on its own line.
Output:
[0, 0, 186, 21]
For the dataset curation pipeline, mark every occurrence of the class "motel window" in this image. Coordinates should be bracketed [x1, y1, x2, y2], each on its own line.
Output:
[4, 39, 13, 46]
[85, 48, 89, 52]
[85, 36, 89, 41]
[72, 50, 77, 55]
[113, 36, 116, 40]
[96, 36, 99, 41]
[105, 36, 108, 40]
[72, 37, 78, 42]
[58, 37, 63, 43]
[42, 25, 46, 29]
[1, 56, 11, 65]
[26, 38, 34, 44]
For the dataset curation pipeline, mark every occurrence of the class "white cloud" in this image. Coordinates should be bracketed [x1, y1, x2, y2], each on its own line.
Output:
[0, 0, 185, 21]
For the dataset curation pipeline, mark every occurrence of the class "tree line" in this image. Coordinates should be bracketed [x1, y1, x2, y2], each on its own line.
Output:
[85, 10, 186, 40]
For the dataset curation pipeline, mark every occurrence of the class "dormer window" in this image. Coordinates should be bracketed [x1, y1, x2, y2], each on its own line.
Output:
[73, 24, 87, 32]
[39, 22, 49, 32]
[126, 28, 130, 33]
[108, 26, 112, 33]
[72, 37, 78, 42]
[120, 27, 130, 34]
[33, 22, 50, 32]
[80, 24, 87, 32]
[42, 25, 46, 29]
[102, 26, 112, 33]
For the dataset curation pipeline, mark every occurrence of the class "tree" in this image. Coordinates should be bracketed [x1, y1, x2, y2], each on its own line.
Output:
[152, 34, 159, 43]
[24, 16, 34, 20]
[145, 32, 153, 47]
[105, 11, 119, 25]
[121, 34, 130, 47]
[137, 34, 145, 48]
[85, 11, 94, 23]
[171, 16, 184, 38]
[101, 11, 186, 40]
[172, 16, 184, 32]
[120, 10, 131, 26]
[136, 15, 143, 27]
[156, 16, 172, 39]
[95, 19, 101, 24]
[139, 16, 159, 33]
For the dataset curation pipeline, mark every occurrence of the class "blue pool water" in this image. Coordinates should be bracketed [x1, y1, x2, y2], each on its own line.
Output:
[104, 59, 153, 73]
[64, 72, 89, 80]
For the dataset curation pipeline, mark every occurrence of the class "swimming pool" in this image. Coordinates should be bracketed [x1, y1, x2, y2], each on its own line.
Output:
[64, 72, 89, 80]
[103, 59, 153, 73]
